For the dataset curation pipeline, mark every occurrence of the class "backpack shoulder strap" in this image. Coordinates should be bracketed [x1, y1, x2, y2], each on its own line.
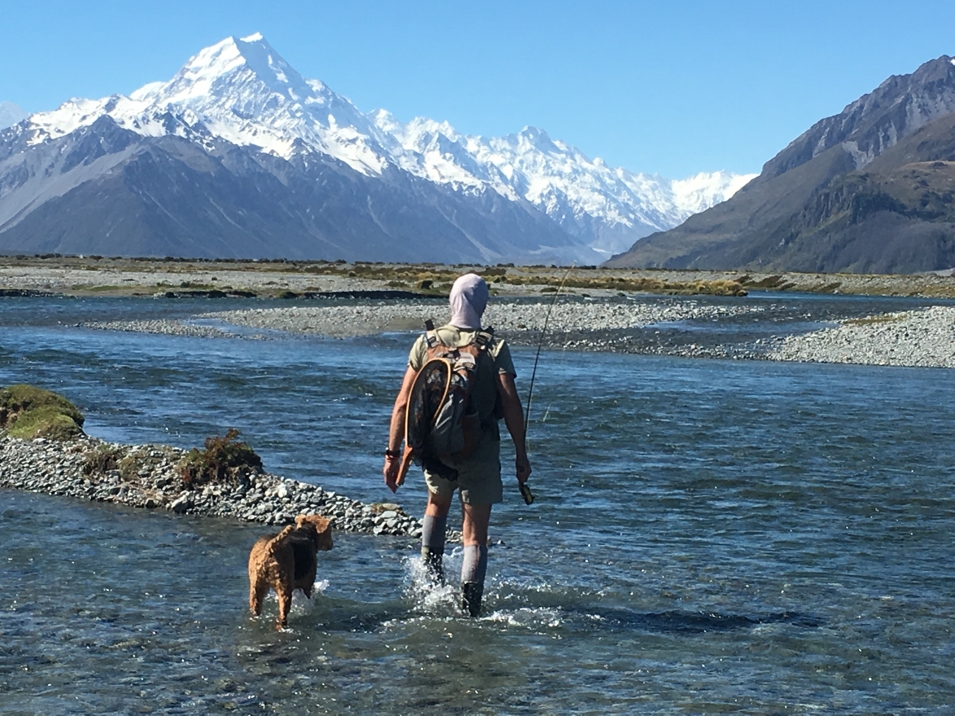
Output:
[424, 318, 442, 351]
[423, 322, 493, 355]
[473, 328, 494, 351]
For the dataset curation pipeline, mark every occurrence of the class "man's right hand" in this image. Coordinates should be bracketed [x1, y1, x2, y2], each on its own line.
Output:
[516, 455, 531, 484]
[383, 456, 400, 493]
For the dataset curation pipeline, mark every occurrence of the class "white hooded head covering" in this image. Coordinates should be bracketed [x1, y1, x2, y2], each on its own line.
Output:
[448, 273, 489, 330]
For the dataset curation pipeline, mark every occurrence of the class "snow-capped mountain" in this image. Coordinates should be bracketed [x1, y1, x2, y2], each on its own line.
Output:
[1, 34, 753, 264]
[375, 116, 754, 255]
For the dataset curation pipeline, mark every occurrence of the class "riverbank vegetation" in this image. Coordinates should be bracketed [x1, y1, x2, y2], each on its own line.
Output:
[178, 428, 264, 487]
[1, 254, 954, 298]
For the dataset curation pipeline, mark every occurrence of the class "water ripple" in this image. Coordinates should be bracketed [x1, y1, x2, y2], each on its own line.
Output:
[2, 296, 955, 713]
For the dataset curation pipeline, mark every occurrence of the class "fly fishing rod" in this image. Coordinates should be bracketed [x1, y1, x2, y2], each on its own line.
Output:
[519, 264, 575, 505]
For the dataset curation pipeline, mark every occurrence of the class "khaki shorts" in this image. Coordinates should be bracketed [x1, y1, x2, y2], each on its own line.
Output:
[424, 434, 503, 505]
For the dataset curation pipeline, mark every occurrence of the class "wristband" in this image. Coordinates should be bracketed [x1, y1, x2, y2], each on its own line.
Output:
[384, 449, 401, 459]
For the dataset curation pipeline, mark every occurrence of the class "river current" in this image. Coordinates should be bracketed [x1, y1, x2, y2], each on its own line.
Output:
[1, 294, 954, 714]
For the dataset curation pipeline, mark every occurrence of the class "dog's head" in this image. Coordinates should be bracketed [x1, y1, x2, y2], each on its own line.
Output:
[295, 514, 333, 551]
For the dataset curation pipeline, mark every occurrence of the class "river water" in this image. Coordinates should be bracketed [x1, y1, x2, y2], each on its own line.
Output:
[1, 295, 954, 714]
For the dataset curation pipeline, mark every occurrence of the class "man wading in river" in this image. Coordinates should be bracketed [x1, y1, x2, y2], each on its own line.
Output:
[383, 273, 532, 617]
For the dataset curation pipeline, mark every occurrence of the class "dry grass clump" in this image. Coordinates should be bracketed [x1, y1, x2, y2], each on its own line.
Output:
[82, 444, 125, 476]
[737, 274, 797, 291]
[178, 428, 263, 487]
[844, 313, 906, 326]
[82, 443, 185, 487]
[505, 273, 747, 296]
[687, 279, 749, 296]
[299, 262, 509, 290]
[0, 384, 85, 440]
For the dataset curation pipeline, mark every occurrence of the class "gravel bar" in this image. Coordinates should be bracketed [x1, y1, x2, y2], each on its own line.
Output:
[84, 320, 250, 339]
[198, 299, 762, 339]
[768, 305, 955, 368]
[73, 299, 955, 368]
[0, 435, 427, 539]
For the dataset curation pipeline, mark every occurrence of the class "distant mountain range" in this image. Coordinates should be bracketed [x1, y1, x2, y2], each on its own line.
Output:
[608, 56, 955, 273]
[0, 34, 752, 264]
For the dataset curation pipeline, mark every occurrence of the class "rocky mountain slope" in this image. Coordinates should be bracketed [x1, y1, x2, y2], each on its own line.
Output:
[607, 56, 955, 273]
[0, 34, 752, 264]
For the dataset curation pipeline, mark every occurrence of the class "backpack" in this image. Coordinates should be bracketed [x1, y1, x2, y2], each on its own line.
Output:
[397, 320, 495, 484]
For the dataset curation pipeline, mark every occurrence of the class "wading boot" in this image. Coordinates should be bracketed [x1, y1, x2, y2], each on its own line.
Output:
[461, 581, 484, 617]
[420, 546, 445, 585]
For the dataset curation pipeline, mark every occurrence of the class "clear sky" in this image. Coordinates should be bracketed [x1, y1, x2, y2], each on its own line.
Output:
[1, 0, 953, 179]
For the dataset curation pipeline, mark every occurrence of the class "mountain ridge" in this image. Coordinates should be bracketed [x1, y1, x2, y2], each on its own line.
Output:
[1, 33, 752, 263]
[607, 55, 955, 273]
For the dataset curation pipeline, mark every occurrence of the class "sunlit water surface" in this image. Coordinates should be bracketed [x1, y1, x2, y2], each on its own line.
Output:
[1, 295, 954, 714]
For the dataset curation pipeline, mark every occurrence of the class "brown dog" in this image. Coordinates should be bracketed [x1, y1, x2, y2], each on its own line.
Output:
[248, 514, 333, 629]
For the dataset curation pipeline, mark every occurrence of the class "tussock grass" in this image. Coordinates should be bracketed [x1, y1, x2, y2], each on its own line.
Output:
[21, 255, 955, 298]
[844, 313, 906, 326]
[273, 262, 748, 296]
[178, 428, 263, 487]
[83, 444, 125, 476]
[506, 273, 747, 296]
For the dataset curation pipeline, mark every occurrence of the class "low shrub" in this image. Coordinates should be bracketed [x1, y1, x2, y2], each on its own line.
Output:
[178, 429, 263, 487]
[83, 444, 125, 476]
[118, 454, 145, 481]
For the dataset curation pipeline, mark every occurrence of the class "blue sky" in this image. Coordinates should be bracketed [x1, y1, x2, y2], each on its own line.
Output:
[1, 0, 953, 178]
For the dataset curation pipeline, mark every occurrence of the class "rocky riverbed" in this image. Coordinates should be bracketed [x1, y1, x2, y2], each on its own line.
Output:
[0, 434, 426, 539]
[5, 260, 955, 530]
[768, 305, 955, 368]
[198, 299, 763, 339]
[6, 254, 955, 368]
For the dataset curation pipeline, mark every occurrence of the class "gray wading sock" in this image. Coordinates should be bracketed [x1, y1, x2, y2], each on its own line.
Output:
[420, 513, 447, 582]
[461, 544, 488, 617]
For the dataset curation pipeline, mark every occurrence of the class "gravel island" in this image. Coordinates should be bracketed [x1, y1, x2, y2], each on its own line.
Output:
[79, 298, 955, 369]
[0, 434, 426, 538]
[768, 305, 955, 368]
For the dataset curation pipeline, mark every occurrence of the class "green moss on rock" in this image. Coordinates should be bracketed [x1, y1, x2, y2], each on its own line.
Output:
[0, 384, 85, 440]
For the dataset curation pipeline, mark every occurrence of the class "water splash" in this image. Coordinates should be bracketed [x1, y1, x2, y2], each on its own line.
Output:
[403, 554, 459, 616]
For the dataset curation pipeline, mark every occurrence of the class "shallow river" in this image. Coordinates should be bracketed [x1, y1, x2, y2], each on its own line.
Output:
[1, 295, 954, 714]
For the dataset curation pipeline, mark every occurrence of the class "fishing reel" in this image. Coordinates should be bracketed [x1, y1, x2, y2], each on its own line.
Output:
[519, 482, 535, 505]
